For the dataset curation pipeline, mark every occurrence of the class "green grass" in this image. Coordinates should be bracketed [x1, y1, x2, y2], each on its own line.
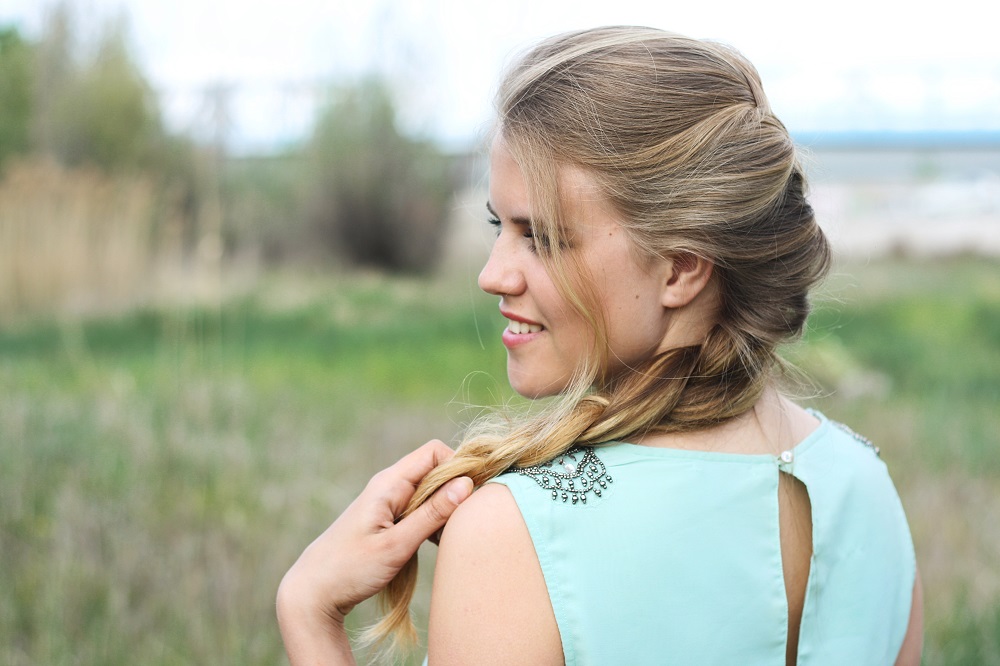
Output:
[801, 258, 1000, 477]
[0, 273, 512, 665]
[1, 258, 998, 664]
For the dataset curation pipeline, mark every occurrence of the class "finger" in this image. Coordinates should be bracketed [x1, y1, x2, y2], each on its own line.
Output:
[365, 440, 457, 523]
[386, 439, 456, 487]
[390, 476, 473, 551]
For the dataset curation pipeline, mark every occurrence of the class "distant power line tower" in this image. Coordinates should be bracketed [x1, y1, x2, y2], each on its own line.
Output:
[193, 83, 234, 286]
[197, 82, 235, 157]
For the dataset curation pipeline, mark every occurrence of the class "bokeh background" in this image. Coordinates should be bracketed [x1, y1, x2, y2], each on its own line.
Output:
[0, 0, 998, 663]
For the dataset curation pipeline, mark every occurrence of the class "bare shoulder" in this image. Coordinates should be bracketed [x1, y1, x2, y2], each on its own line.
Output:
[428, 483, 563, 665]
[439, 482, 528, 546]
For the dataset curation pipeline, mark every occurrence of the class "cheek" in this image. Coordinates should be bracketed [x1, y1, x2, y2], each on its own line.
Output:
[605, 289, 666, 358]
[550, 313, 602, 381]
[550, 299, 594, 344]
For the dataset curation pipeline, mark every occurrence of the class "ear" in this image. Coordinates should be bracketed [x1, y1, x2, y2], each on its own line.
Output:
[660, 253, 714, 309]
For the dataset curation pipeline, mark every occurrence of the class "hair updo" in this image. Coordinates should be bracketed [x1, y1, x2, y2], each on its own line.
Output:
[367, 25, 831, 650]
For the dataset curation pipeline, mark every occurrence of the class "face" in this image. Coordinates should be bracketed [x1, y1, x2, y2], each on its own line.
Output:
[479, 139, 675, 398]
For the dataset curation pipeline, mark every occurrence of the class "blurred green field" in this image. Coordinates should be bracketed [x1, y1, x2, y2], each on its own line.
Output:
[1, 257, 998, 665]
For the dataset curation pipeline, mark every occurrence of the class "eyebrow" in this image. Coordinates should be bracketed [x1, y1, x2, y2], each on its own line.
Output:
[486, 201, 532, 226]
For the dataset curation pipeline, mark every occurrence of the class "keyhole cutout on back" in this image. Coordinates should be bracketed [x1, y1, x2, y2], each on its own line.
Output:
[778, 471, 813, 665]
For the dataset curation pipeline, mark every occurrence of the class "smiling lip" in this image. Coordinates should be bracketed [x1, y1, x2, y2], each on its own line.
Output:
[499, 308, 544, 349]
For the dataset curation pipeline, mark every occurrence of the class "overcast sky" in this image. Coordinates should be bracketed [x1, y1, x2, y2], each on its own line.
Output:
[2, 0, 998, 150]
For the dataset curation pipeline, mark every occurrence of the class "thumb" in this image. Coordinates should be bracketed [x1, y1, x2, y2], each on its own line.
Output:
[392, 477, 473, 549]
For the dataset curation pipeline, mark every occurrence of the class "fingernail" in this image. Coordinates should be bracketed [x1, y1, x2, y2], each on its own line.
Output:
[446, 477, 473, 504]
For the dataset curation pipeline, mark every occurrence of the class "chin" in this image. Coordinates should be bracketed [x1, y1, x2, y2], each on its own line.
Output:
[507, 368, 568, 400]
[511, 384, 552, 400]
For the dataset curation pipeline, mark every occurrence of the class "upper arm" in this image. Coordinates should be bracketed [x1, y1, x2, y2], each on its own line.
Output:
[894, 568, 924, 666]
[427, 483, 563, 666]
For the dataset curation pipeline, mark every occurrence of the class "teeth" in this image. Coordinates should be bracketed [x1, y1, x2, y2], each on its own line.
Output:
[507, 320, 543, 335]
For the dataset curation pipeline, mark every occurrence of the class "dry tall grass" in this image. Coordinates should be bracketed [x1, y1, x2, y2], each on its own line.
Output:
[0, 158, 171, 318]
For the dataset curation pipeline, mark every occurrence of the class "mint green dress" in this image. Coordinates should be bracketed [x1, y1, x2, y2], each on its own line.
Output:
[487, 411, 916, 665]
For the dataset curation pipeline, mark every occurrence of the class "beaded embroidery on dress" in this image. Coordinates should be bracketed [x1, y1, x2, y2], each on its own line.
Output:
[509, 447, 613, 504]
[831, 420, 881, 457]
[806, 408, 880, 457]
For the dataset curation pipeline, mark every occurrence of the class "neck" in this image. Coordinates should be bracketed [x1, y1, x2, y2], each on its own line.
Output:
[631, 387, 820, 455]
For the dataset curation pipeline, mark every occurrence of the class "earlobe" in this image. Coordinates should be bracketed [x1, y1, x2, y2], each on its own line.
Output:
[661, 253, 714, 309]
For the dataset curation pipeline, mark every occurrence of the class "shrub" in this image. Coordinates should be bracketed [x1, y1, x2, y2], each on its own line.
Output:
[306, 77, 455, 274]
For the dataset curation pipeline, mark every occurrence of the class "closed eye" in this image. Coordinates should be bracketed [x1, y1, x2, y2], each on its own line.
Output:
[485, 200, 564, 253]
[521, 228, 546, 253]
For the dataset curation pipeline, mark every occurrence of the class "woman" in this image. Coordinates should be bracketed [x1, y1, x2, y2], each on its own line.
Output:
[278, 26, 922, 664]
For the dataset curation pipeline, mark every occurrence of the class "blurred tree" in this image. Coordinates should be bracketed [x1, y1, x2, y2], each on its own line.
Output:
[47, 19, 165, 172]
[26, 3, 202, 249]
[307, 77, 455, 274]
[30, 1, 74, 158]
[0, 27, 35, 170]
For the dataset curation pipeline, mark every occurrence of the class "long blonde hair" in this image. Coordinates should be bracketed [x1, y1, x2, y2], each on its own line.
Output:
[366, 26, 831, 651]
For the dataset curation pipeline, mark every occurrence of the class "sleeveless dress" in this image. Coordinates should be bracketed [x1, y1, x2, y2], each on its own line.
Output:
[487, 410, 916, 665]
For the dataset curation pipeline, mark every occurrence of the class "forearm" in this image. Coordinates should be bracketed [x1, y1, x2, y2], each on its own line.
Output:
[276, 590, 357, 666]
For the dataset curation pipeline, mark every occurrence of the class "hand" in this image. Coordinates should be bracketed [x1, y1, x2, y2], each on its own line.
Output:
[277, 439, 473, 665]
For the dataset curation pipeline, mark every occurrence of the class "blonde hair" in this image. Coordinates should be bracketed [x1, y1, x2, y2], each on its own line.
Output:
[366, 26, 831, 651]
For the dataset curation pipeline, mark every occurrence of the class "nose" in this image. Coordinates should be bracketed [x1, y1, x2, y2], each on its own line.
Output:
[478, 237, 526, 297]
